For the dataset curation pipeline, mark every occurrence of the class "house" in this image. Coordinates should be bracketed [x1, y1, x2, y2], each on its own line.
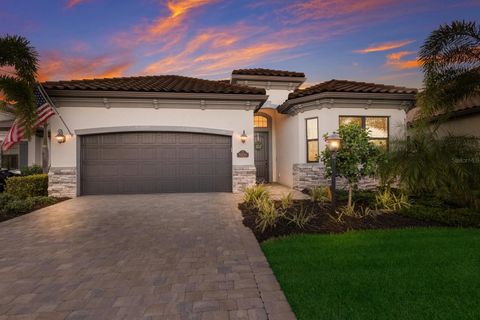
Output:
[0, 68, 417, 197]
[407, 95, 480, 137]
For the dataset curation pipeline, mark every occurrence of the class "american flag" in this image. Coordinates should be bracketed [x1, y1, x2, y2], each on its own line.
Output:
[1, 85, 56, 152]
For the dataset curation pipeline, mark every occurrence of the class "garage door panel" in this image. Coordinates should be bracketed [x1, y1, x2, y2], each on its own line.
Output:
[101, 134, 117, 144]
[83, 164, 119, 177]
[156, 133, 176, 144]
[81, 132, 232, 195]
[159, 147, 177, 161]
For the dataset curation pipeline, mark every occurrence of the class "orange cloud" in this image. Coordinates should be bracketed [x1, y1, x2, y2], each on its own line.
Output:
[38, 52, 133, 81]
[141, 0, 217, 41]
[354, 39, 414, 53]
[385, 51, 420, 70]
[143, 21, 294, 77]
[285, 0, 398, 23]
[66, 0, 88, 8]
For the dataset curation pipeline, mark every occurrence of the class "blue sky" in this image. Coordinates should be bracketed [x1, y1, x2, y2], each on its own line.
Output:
[1, 0, 478, 88]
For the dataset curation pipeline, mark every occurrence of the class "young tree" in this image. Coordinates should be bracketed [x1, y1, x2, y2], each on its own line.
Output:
[418, 20, 480, 118]
[321, 124, 381, 208]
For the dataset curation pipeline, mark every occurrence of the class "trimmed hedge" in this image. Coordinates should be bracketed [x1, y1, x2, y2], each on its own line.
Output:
[401, 205, 480, 228]
[20, 165, 43, 176]
[0, 194, 59, 216]
[5, 174, 48, 199]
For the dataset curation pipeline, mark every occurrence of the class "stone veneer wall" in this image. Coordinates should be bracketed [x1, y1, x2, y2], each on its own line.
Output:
[232, 165, 256, 193]
[48, 167, 77, 198]
[293, 163, 378, 191]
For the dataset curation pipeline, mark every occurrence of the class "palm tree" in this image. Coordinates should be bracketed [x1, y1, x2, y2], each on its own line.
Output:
[0, 35, 39, 138]
[417, 20, 480, 118]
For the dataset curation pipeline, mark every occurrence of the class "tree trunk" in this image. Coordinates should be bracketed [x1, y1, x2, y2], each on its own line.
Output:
[348, 184, 353, 208]
[42, 124, 49, 174]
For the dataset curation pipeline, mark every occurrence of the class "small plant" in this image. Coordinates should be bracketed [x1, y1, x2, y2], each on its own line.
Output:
[243, 184, 269, 205]
[310, 186, 330, 203]
[20, 165, 43, 176]
[279, 192, 294, 211]
[359, 206, 377, 218]
[254, 196, 280, 232]
[285, 204, 314, 229]
[336, 204, 358, 221]
[375, 188, 410, 212]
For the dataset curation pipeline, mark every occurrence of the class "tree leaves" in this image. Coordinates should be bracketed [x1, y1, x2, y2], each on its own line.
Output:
[0, 35, 39, 138]
[418, 20, 480, 117]
[321, 124, 381, 186]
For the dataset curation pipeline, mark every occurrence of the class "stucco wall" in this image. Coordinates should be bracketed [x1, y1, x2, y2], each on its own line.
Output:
[275, 113, 300, 187]
[48, 104, 256, 195]
[49, 107, 255, 168]
[264, 89, 293, 108]
[298, 107, 406, 162]
[275, 106, 406, 187]
[435, 113, 480, 137]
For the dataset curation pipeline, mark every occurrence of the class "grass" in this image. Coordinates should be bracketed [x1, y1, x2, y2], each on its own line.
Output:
[261, 228, 480, 320]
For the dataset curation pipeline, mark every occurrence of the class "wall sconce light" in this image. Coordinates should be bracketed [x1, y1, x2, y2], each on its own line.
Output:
[55, 129, 66, 144]
[240, 130, 247, 144]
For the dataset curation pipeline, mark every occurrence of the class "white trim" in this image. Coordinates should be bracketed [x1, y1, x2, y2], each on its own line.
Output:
[51, 96, 264, 111]
[74, 126, 234, 136]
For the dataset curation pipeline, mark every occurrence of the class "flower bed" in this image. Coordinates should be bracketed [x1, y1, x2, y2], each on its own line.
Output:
[239, 199, 436, 242]
[0, 193, 69, 223]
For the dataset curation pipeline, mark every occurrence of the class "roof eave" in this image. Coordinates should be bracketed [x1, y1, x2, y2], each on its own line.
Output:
[45, 89, 268, 102]
[231, 74, 306, 83]
[279, 91, 417, 114]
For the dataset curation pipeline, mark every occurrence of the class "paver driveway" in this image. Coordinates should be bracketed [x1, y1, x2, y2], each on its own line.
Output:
[0, 194, 295, 320]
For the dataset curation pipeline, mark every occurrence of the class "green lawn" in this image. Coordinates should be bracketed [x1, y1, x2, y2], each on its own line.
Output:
[261, 228, 480, 320]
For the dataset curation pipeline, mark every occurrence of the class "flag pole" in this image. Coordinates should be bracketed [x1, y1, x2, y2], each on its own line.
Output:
[38, 84, 73, 136]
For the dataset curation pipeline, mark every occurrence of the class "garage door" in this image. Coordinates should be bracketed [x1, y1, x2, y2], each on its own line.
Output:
[80, 132, 232, 195]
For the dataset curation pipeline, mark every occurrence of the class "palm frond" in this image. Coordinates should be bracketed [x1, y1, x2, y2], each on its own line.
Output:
[418, 20, 480, 116]
[0, 76, 37, 137]
[0, 35, 39, 85]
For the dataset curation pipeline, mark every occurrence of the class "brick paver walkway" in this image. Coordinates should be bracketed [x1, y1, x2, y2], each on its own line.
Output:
[0, 194, 295, 320]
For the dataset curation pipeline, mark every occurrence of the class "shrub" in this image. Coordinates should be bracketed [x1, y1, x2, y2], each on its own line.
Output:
[310, 186, 330, 203]
[20, 165, 43, 176]
[243, 184, 269, 205]
[279, 192, 294, 211]
[254, 196, 280, 232]
[382, 131, 480, 207]
[6, 174, 48, 199]
[0, 195, 59, 216]
[3, 198, 35, 215]
[0, 193, 15, 208]
[402, 205, 480, 227]
[375, 188, 410, 212]
[285, 204, 314, 229]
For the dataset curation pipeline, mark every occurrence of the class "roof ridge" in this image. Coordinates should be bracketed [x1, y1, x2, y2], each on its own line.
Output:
[42, 74, 266, 95]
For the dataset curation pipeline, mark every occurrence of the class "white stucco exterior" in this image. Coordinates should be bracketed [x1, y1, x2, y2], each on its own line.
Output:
[49, 105, 255, 168]
[275, 105, 406, 187]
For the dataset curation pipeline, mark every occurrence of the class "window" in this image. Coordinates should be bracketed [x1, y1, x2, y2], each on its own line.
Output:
[254, 115, 268, 128]
[306, 118, 319, 162]
[0, 143, 19, 169]
[339, 116, 389, 148]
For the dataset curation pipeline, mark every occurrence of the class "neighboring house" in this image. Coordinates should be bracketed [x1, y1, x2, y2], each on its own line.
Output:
[0, 117, 44, 170]
[407, 95, 480, 137]
[0, 68, 417, 197]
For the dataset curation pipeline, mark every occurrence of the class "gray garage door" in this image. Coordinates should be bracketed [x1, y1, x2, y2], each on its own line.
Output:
[80, 132, 232, 195]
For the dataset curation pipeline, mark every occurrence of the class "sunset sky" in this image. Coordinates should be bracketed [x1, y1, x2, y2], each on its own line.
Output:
[1, 0, 478, 88]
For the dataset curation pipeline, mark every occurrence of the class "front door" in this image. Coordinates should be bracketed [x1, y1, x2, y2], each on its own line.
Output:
[254, 132, 269, 183]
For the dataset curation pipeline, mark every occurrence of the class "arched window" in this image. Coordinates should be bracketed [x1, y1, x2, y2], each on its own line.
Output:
[254, 115, 268, 128]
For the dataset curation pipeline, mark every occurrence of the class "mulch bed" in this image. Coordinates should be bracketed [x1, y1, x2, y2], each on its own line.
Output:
[0, 197, 70, 223]
[239, 200, 440, 242]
